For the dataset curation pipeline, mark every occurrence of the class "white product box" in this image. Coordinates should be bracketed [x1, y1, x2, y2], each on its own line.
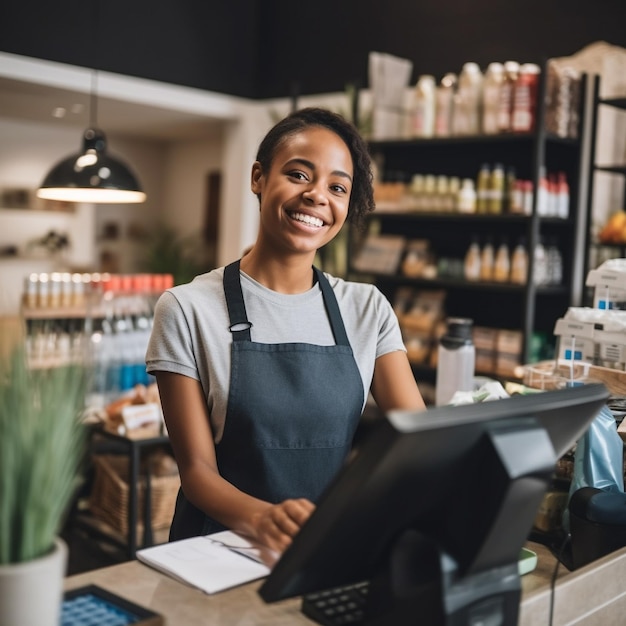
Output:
[553, 318, 596, 364]
[586, 265, 626, 310]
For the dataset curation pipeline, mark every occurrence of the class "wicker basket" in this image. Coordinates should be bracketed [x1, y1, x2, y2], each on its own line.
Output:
[89, 454, 180, 536]
[523, 359, 626, 395]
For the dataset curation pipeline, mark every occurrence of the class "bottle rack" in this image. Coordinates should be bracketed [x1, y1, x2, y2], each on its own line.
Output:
[349, 65, 590, 381]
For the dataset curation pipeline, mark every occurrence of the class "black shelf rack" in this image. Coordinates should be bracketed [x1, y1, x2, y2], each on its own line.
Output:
[349, 65, 589, 371]
[583, 75, 626, 302]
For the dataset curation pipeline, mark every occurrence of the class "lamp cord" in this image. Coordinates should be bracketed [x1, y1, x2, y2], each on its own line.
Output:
[90, 70, 98, 128]
[89, 0, 100, 128]
[548, 532, 571, 626]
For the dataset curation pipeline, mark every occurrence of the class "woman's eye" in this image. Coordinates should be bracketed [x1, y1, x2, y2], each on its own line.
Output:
[331, 183, 348, 194]
[288, 171, 308, 181]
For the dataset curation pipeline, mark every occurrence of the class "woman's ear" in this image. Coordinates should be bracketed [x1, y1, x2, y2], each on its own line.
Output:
[251, 161, 263, 194]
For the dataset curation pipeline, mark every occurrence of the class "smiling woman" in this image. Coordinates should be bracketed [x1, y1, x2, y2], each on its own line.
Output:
[145, 107, 426, 556]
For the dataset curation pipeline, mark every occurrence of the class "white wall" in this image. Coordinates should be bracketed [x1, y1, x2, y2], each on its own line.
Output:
[0, 53, 360, 315]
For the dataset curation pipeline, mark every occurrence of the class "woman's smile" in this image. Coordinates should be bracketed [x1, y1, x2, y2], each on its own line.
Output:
[286, 210, 326, 229]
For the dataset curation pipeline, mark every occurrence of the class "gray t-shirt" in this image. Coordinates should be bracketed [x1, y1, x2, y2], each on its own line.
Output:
[146, 267, 405, 442]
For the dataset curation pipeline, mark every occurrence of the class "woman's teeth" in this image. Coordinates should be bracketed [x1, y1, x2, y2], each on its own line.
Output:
[290, 212, 324, 227]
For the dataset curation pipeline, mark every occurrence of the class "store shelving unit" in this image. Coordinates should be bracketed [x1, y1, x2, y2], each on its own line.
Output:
[349, 68, 589, 379]
[582, 75, 626, 304]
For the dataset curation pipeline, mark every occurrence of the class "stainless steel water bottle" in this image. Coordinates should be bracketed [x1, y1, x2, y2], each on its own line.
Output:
[435, 317, 475, 406]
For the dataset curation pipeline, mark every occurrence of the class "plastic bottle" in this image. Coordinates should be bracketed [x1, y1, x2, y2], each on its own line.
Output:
[522, 180, 534, 215]
[497, 61, 520, 133]
[557, 172, 570, 219]
[505, 166, 517, 213]
[512, 63, 541, 133]
[536, 167, 550, 217]
[476, 163, 491, 214]
[447, 177, 461, 212]
[546, 238, 563, 285]
[533, 237, 549, 285]
[509, 180, 525, 214]
[423, 174, 437, 211]
[436, 317, 476, 406]
[482, 62, 505, 134]
[410, 74, 436, 138]
[435, 175, 450, 212]
[435, 73, 457, 137]
[493, 238, 511, 282]
[453, 62, 483, 136]
[488, 163, 505, 214]
[510, 237, 529, 284]
[410, 174, 425, 210]
[480, 237, 495, 281]
[457, 178, 477, 213]
[464, 237, 482, 281]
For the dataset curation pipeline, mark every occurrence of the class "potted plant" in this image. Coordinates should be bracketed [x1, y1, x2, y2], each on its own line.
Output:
[0, 346, 87, 626]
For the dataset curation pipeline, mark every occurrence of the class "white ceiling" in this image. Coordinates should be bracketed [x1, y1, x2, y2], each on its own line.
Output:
[0, 55, 239, 142]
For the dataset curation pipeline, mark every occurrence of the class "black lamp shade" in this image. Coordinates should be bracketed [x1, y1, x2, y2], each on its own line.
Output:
[37, 128, 146, 204]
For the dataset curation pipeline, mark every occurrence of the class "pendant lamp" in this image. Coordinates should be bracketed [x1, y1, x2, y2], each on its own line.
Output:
[37, 71, 146, 204]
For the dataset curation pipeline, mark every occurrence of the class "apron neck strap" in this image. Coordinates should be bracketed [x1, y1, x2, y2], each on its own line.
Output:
[313, 267, 350, 347]
[223, 261, 350, 347]
[224, 260, 252, 341]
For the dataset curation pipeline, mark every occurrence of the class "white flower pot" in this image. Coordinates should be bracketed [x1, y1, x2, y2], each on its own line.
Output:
[0, 537, 68, 626]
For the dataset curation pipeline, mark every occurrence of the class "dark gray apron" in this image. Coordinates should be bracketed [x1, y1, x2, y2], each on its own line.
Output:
[170, 260, 365, 540]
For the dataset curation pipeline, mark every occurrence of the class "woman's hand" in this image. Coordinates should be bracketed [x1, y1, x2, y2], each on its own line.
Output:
[251, 498, 315, 553]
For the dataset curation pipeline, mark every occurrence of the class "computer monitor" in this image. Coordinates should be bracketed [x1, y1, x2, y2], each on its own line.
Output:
[259, 383, 609, 626]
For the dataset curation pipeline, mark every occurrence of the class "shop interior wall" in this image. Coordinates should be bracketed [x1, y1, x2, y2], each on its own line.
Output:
[0, 113, 228, 314]
[2, 1, 626, 100]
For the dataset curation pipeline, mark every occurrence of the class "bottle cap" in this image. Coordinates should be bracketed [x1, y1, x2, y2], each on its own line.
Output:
[446, 317, 473, 340]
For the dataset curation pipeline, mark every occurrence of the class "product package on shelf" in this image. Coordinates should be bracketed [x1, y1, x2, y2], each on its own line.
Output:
[103, 382, 164, 439]
[473, 326, 498, 374]
[556, 307, 626, 370]
[392, 288, 446, 366]
[368, 51, 413, 140]
[351, 234, 406, 275]
[586, 258, 626, 310]
[494, 329, 524, 378]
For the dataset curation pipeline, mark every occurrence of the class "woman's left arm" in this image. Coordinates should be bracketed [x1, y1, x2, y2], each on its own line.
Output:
[370, 350, 427, 413]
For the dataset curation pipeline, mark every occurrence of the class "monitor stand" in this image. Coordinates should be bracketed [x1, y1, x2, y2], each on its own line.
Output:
[362, 529, 521, 626]
[360, 421, 556, 625]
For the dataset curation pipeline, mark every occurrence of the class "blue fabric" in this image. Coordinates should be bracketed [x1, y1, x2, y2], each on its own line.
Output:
[563, 404, 624, 531]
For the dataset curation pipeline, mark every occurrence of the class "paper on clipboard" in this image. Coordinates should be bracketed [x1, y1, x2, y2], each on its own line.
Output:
[136, 530, 274, 594]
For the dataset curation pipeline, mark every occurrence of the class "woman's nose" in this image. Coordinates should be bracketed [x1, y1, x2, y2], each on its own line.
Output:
[302, 185, 327, 205]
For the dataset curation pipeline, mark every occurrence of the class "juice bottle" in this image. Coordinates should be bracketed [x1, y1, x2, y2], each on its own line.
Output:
[482, 62, 505, 134]
[480, 237, 495, 281]
[493, 238, 511, 282]
[497, 61, 520, 133]
[488, 163, 505, 214]
[464, 237, 482, 281]
[510, 237, 529, 284]
[476, 163, 491, 214]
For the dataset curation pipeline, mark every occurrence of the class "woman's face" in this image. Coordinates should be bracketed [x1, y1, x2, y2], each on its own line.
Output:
[251, 126, 353, 257]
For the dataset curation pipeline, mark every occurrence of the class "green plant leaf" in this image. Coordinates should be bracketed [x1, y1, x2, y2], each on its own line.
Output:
[0, 349, 87, 564]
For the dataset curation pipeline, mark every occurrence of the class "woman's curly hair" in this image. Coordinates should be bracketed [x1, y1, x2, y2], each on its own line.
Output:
[255, 107, 375, 229]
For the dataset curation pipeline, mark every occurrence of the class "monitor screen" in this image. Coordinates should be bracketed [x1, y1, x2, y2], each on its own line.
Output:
[259, 384, 609, 625]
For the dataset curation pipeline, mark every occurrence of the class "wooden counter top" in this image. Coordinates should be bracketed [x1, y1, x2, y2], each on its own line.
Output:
[64, 542, 626, 625]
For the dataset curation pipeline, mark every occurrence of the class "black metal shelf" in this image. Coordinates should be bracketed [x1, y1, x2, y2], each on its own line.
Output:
[594, 165, 626, 176]
[584, 75, 626, 287]
[352, 271, 567, 296]
[598, 97, 626, 111]
[354, 63, 588, 368]
[368, 132, 577, 150]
